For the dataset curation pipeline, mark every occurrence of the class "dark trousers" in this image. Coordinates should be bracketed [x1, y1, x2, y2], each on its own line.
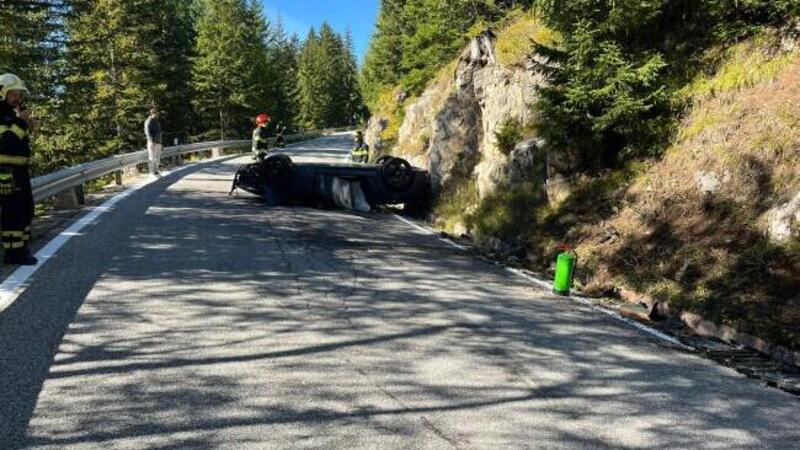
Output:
[1, 168, 34, 253]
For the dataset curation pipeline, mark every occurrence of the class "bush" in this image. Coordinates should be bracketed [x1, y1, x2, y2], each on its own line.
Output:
[466, 182, 546, 242]
[495, 118, 524, 155]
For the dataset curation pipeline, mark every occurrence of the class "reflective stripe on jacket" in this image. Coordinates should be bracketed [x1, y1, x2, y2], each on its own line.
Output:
[0, 102, 31, 167]
[252, 126, 269, 152]
[350, 143, 369, 163]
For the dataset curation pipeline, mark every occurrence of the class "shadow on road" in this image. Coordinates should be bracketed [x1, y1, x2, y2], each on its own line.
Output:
[1, 140, 798, 448]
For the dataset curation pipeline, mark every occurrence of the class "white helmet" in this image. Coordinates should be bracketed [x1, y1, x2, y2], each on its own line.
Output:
[0, 73, 29, 101]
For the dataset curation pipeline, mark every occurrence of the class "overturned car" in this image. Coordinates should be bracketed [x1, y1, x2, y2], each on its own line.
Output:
[231, 154, 430, 212]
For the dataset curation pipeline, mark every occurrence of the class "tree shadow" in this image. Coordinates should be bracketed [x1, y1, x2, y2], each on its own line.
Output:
[1, 155, 798, 449]
[606, 155, 800, 347]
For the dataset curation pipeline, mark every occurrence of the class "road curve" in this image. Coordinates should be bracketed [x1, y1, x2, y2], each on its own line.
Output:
[0, 132, 797, 449]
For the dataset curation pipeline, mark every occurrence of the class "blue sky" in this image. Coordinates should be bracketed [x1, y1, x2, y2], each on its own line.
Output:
[261, 0, 380, 64]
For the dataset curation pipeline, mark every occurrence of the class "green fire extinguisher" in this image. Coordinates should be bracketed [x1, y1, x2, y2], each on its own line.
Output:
[553, 245, 577, 296]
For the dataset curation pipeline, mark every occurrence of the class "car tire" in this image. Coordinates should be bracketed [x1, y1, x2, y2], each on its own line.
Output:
[262, 154, 294, 191]
[380, 157, 415, 192]
[375, 155, 394, 166]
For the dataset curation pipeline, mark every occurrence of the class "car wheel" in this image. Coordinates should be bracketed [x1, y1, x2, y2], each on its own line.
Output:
[375, 155, 394, 166]
[380, 157, 415, 192]
[262, 154, 294, 191]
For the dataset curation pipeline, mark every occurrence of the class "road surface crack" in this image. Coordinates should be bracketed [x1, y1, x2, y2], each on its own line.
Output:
[348, 359, 463, 449]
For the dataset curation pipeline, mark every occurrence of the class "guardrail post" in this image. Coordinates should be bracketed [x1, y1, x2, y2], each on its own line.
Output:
[212, 147, 222, 158]
[125, 164, 139, 180]
[53, 184, 85, 209]
[76, 184, 85, 205]
[115, 170, 122, 185]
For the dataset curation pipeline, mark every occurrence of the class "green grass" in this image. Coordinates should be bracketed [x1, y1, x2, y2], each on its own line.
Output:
[466, 182, 546, 242]
[680, 32, 796, 100]
[495, 11, 559, 67]
[494, 118, 524, 155]
[434, 176, 479, 233]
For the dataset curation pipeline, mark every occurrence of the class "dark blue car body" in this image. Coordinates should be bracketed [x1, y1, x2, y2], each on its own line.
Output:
[232, 155, 430, 210]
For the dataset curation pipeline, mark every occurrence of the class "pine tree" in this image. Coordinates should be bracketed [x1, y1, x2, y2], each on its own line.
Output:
[360, 0, 406, 108]
[319, 23, 348, 126]
[342, 30, 364, 125]
[151, 0, 197, 144]
[0, 0, 70, 174]
[267, 20, 300, 132]
[63, 0, 178, 158]
[361, 0, 530, 106]
[297, 29, 326, 129]
[297, 23, 363, 129]
[192, 0, 270, 140]
[533, 0, 799, 167]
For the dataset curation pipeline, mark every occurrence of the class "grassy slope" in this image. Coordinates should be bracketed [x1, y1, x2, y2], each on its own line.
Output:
[594, 34, 800, 348]
[473, 31, 800, 349]
[372, 14, 800, 349]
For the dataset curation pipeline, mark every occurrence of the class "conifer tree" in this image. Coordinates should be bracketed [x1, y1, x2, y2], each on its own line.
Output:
[342, 30, 364, 125]
[192, 0, 270, 140]
[151, 0, 197, 144]
[0, 0, 69, 174]
[63, 0, 171, 156]
[266, 19, 301, 132]
[297, 24, 362, 129]
[360, 0, 406, 108]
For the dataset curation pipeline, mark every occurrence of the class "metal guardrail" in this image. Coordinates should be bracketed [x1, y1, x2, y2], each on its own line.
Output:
[29, 128, 338, 203]
[31, 140, 247, 202]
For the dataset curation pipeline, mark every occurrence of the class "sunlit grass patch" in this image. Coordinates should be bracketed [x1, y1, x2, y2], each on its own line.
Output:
[495, 11, 559, 67]
[680, 32, 797, 100]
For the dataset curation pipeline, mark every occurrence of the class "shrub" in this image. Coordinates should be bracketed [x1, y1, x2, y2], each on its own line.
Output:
[495, 118, 524, 155]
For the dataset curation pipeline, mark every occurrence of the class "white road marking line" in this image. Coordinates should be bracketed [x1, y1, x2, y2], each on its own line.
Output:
[392, 214, 469, 251]
[0, 155, 226, 313]
[506, 267, 693, 350]
[504, 267, 552, 290]
[393, 213, 692, 351]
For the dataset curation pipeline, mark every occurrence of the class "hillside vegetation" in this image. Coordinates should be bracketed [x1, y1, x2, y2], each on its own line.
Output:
[362, 1, 800, 349]
[530, 35, 800, 349]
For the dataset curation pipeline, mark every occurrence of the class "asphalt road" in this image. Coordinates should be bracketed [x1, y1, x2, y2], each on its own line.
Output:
[1, 133, 797, 449]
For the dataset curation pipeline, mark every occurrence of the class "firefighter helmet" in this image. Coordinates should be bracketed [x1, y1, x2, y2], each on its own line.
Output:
[256, 113, 270, 125]
[0, 73, 29, 101]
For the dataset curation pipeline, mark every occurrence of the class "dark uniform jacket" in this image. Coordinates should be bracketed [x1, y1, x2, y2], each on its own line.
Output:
[253, 126, 269, 150]
[0, 101, 34, 251]
[0, 102, 32, 177]
[351, 140, 369, 163]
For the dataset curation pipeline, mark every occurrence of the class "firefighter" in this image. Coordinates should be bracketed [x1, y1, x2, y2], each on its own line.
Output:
[252, 113, 270, 162]
[350, 131, 369, 164]
[0, 73, 37, 265]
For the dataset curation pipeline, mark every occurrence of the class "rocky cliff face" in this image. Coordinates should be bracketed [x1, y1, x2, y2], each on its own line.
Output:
[367, 32, 546, 199]
[365, 29, 800, 251]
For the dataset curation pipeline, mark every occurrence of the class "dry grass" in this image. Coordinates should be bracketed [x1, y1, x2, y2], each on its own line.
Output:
[577, 46, 800, 348]
[434, 176, 479, 233]
[495, 11, 559, 67]
[373, 86, 407, 147]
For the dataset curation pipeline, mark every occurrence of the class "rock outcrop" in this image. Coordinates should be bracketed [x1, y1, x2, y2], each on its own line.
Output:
[767, 191, 800, 242]
[367, 31, 546, 198]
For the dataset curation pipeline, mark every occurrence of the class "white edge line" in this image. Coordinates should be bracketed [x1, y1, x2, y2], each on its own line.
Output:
[0, 155, 233, 313]
[506, 267, 692, 350]
[393, 213, 693, 351]
[392, 214, 469, 251]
